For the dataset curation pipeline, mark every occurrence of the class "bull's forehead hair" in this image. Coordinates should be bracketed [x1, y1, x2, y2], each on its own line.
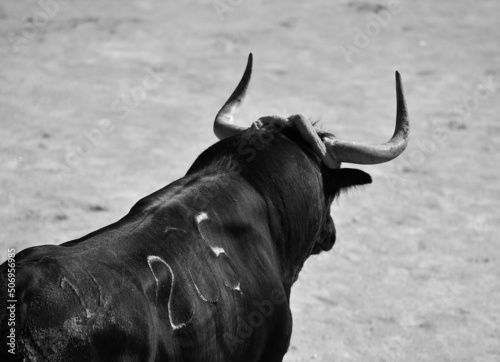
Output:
[278, 126, 330, 163]
[307, 120, 336, 140]
[266, 120, 337, 151]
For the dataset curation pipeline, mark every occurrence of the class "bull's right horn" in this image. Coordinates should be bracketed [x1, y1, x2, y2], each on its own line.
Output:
[323, 71, 409, 165]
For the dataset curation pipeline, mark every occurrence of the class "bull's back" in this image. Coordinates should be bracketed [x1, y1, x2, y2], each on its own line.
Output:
[0, 174, 292, 361]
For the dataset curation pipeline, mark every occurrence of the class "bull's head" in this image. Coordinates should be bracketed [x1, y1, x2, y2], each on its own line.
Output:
[212, 53, 409, 271]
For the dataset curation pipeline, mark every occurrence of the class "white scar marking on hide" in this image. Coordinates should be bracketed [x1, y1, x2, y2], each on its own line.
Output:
[193, 280, 209, 303]
[61, 277, 95, 319]
[165, 227, 187, 233]
[188, 268, 219, 304]
[147, 255, 191, 331]
[224, 280, 243, 294]
[195, 212, 208, 224]
[211, 246, 225, 256]
[194, 211, 241, 294]
[195, 212, 226, 257]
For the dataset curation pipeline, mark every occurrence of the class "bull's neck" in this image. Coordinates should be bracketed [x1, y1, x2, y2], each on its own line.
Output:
[253, 171, 325, 290]
[187, 136, 326, 290]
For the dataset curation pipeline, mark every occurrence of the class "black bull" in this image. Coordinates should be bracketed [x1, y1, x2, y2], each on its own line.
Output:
[0, 123, 373, 361]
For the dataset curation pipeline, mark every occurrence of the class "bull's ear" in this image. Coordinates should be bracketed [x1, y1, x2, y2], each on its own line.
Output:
[328, 168, 372, 195]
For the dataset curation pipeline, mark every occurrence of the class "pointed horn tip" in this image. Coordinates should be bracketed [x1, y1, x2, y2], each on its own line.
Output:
[395, 71, 406, 98]
[395, 70, 402, 83]
[239, 53, 252, 79]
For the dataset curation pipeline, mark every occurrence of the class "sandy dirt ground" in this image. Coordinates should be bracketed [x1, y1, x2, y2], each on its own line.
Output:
[1, 0, 499, 361]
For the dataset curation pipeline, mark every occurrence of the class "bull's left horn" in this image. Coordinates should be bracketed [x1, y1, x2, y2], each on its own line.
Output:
[323, 71, 409, 165]
[213, 53, 253, 140]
